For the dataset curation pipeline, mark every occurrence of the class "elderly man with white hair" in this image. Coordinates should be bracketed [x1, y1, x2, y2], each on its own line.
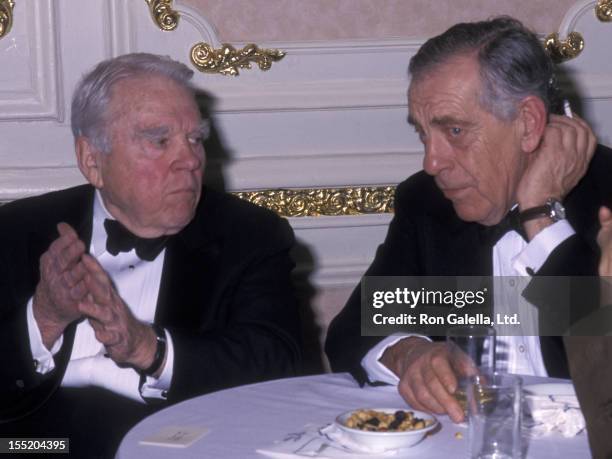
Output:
[0, 53, 301, 458]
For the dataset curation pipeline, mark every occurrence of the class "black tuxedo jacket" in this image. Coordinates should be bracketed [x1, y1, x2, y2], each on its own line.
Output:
[326, 144, 612, 384]
[0, 184, 301, 422]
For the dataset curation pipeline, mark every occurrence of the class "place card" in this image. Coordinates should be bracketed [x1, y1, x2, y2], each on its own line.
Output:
[139, 425, 209, 448]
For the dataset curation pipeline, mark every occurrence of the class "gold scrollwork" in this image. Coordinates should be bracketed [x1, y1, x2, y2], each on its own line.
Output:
[233, 187, 395, 217]
[0, 0, 15, 40]
[145, 0, 179, 31]
[596, 0, 612, 22]
[190, 42, 285, 76]
[544, 31, 584, 63]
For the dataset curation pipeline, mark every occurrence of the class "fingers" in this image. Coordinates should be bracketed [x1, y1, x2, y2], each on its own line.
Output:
[433, 351, 461, 392]
[79, 297, 114, 324]
[570, 114, 597, 162]
[34, 223, 89, 329]
[43, 223, 86, 280]
[398, 378, 427, 412]
[411, 366, 445, 414]
[548, 114, 596, 161]
[81, 254, 115, 305]
[57, 222, 79, 239]
[428, 353, 464, 422]
[88, 317, 121, 347]
[396, 344, 465, 423]
[599, 206, 612, 227]
[449, 347, 478, 380]
[79, 254, 139, 361]
[521, 113, 595, 205]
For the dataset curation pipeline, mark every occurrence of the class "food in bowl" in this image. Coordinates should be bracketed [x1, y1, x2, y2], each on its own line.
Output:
[335, 408, 438, 450]
[344, 409, 434, 432]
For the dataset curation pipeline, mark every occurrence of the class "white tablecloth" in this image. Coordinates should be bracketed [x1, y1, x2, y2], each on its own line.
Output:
[116, 373, 590, 458]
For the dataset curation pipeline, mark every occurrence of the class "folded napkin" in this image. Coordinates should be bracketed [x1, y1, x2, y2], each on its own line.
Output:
[524, 392, 585, 438]
[256, 424, 428, 459]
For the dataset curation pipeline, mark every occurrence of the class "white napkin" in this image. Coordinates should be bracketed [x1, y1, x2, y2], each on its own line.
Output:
[256, 424, 427, 458]
[524, 393, 585, 438]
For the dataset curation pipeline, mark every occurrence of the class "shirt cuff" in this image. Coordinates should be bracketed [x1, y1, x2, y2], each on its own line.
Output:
[140, 328, 174, 400]
[27, 298, 63, 374]
[360, 333, 432, 385]
[512, 220, 575, 276]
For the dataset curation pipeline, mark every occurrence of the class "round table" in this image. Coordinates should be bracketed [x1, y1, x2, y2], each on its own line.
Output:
[116, 372, 590, 458]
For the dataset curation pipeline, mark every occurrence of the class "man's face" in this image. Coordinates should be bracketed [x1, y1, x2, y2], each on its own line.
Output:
[94, 75, 206, 237]
[408, 55, 527, 226]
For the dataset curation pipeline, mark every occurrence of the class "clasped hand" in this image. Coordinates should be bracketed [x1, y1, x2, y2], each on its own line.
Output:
[33, 222, 157, 371]
[517, 114, 596, 210]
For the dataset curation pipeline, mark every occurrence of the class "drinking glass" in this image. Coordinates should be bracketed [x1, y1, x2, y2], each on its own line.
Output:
[467, 372, 522, 459]
[446, 325, 496, 412]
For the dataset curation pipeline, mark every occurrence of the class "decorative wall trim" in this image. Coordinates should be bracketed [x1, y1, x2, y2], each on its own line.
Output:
[145, 0, 179, 31]
[141, 0, 285, 76]
[596, 0, 612, 21]
[194, 40, 418, 112]
[0, 0, 14, 39]
[544, 31, 584, 63]
[548, 0, 612, 63]
[190, 42, 285, 76]
[234, 186, 395, 217]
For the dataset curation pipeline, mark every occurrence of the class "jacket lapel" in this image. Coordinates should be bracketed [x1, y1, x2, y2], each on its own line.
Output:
[154, 188, 223, 329]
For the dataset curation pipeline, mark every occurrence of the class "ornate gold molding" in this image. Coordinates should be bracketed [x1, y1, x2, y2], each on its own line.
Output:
[596, 0, 612, 22]
[544, 31, 584, 64]
[233, 187, 395, 217]
[145, 0, 179, 31]
[190, 42, 285, 76]
[0, 0, 15, 39]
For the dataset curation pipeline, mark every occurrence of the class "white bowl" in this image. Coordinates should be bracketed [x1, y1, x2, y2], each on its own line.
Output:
[334, 408, 438, 451]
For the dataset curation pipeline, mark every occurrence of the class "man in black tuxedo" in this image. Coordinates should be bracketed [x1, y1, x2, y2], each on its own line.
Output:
[0, 53, 301, 457]
[326, 17, 611, 424]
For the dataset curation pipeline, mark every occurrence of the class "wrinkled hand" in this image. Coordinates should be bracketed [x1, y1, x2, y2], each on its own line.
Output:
[380, 337, 469, 423]
[33, 222, 88, 348]
[517, 114, 596, 209]
[78, 255, 157, 370]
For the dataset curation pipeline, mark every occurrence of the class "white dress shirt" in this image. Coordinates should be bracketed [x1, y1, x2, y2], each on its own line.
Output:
[362, 220, 575, 384]
[27, 190, 175, 402]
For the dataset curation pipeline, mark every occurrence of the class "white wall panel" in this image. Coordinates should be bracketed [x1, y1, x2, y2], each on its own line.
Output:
[0, 0, 61, 121]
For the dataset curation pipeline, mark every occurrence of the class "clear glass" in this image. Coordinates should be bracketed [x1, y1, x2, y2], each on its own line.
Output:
[468, 373, 522, 459]
[446, 325, 496, 412]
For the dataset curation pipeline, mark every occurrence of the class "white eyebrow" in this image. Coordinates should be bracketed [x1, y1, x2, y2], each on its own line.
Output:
[137, 126, 170, 138]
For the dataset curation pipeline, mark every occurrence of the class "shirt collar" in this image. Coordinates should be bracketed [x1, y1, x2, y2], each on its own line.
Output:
[92, 190, 114, 258]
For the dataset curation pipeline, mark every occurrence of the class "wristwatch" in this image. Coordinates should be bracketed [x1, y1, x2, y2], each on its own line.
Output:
[518, 198, 566, 224]
[140, 323, 167, 376]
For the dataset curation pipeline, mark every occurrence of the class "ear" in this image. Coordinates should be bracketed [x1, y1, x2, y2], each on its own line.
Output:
[515, 96, 547, 154]
[75, 137, 104, 189]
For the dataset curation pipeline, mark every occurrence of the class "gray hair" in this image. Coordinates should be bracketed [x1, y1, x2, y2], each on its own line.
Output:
[409, 17, 556, 120]
[71, 53, 195, 153]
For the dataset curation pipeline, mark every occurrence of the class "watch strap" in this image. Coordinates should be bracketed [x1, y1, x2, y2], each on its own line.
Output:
[518, 205, 550, 224]
[518, 198, 565, 224]
[141, 323, 167, 377]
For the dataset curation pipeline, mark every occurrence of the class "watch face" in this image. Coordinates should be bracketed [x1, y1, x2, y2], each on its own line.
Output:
[550, 200, 566, 220]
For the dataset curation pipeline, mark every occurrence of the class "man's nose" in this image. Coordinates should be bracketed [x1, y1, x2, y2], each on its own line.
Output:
[422, 136, 452, 176]
[174, 138, 204, 170]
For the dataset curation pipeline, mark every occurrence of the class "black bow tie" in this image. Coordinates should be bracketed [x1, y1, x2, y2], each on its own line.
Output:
[104, 219, 167, 261]
[481, 208, 527, 245]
